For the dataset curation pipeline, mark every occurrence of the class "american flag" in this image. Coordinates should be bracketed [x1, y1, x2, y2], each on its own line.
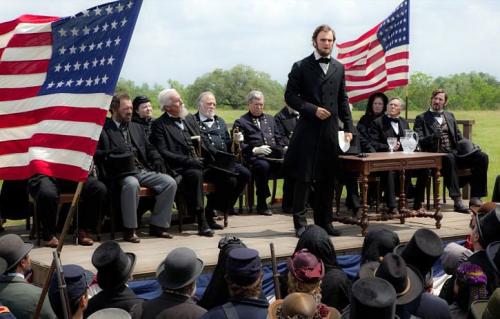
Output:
[336, 0, 409, 103]
[0, 0, 142, 182]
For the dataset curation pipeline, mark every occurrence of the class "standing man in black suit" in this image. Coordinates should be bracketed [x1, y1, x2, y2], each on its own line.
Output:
[284, 24, 354, 237]
[194, 91, 251, 217]
[414, 88, 489, 212]
[150, 89, 215, 236]
[96, 93, 177, 243]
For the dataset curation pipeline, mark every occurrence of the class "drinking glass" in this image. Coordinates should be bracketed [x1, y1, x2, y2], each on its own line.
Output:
[387, 137, 398, 153]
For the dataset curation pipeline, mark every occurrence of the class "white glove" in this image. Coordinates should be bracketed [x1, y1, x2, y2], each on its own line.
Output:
[233, 132, 244, 142]
[252, 145, 272, 156]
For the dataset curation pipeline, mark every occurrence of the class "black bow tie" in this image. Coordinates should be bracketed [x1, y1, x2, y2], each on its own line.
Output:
[119, 123, 128, 130]
[431, 111, 443, 117]
[203, 118, 214, 123]
[388, 117, 399, 123]
[318, 57, 331, 64]
[172, 117, 182, 123]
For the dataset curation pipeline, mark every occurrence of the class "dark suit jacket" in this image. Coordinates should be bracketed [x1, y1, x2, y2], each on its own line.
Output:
[413, 110, 463, 153]
[274, 107, 299, 146]
[130, 292, 206, 319]
[84, 285, 143, 318]
[356, 114, 380, 153]
[150, 113, 202, 173]
[284, 53, 353, 182]
[194, 112, 231, 154]
[369, 115, 410, 152]
[95, 118, 163, 177]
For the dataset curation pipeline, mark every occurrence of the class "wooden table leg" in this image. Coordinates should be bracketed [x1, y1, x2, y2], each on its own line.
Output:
[399, 169, 406, 224]
[361, 174, 369, 236]
[433, 167, 443, 229]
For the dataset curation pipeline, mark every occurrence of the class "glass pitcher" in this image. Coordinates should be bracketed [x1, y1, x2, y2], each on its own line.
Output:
[402, 129, 419, 153]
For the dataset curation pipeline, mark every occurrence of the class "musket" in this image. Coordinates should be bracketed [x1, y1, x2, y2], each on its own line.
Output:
[270, 242, 281, 300]
[231, 126, 243, 163]
[53, 251, 71, 319]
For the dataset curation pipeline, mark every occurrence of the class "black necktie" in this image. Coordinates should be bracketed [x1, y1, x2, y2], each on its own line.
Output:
[318, 57, 331, 64]
[203, 118, 214, 123]
[389, 117, 399, 123]
[431, 111, 443, 118]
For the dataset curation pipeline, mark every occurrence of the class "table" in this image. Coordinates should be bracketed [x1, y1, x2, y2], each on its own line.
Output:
[335, 152, 447, 235]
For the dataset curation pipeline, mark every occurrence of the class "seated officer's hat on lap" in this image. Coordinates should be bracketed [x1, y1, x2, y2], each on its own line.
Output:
[0, 233, 33, 273]
[476, 204, 500, 248]
[264, 146, 285, 162]
[106, 151, 138, 179]
[454, 139, 480, 158]
[393, 228, 443, 278]
[470, 288, 500, 319]
[91, 240, 136, 290]
[156, 247, 204, 290]
[341, 277, 398, 319]
[208, 150, 238, 176]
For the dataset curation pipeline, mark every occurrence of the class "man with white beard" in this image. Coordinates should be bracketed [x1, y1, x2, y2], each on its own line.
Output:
[150, 89, 214, 237]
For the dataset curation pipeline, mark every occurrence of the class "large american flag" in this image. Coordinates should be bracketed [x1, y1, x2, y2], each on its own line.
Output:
[0, 0, 142, 181]
[336, 0, 409, 103]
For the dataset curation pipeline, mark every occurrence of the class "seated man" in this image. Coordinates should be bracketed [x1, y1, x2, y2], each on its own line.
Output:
[234, 91, 286, 216]
[369, 97, 426, 212]
[150, 89, 214, 237]
[194, 91, 250, 220]
[414, 88, 488, 213]
[0, 234, 56, 319]
[27, 174, 106, 247]
[96, 92, 177, 243]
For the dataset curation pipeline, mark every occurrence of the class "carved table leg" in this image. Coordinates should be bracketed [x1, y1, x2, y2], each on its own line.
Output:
[361, 174, 369, 236]
[433, 167, 443, 229]
[399, 169, 406, 224]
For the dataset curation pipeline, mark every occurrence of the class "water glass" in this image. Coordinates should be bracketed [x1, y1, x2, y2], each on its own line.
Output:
[387, 137, 398, 153]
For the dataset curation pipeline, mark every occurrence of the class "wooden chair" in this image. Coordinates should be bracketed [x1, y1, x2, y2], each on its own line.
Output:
[335, 175, 381, 216]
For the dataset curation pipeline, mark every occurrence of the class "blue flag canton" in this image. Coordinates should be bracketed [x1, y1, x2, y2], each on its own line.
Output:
[39, 0, 141, 96]
[377, 0, 409, 52]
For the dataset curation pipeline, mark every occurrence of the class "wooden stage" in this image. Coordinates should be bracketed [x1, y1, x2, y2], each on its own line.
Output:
[22, 201, 472, 286]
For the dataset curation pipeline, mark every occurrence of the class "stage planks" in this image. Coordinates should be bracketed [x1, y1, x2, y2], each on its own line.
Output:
[25, 203, 472, 286]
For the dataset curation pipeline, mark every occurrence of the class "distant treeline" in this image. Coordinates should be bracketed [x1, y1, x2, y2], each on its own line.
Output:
[116, 66, 500, 111]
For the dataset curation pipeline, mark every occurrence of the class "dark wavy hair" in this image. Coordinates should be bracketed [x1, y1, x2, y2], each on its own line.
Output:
[364, 92, 388, 117]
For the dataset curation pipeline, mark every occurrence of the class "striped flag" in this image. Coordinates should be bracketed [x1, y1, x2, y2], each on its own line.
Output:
[0, 0, 142, 181]
[336, 0, 409, 103]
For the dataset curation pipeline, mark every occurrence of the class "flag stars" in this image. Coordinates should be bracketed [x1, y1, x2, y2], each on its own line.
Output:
[86, 77, 93, 86]
[121, 18, 127, 27]
[69, 45, 77, 54]
[54, 64, 62, 72]
[70, 27, 79, 36]
[76, 78, 84, 86]
[100, 57, 106, 66]
[92, 58, 99, 67]
[82, 26, 90, 35]
[57, 81, 65, 88]
[105, 38, 112, 47]
[105, 5, 113, 15]
[97, 42, 103, 49]
[64, 63, 71, 72]
[73, 61, 81, 71]
[47, 81, 55, 88]
[79, 43, 87, 52]
[58, 46, 66, 55]
[114, 36, 121, 46]
[107, 56, 115, 65]
[66, 79, 74, 87]
[111, 20, 118, 29]
[93, 25, 100, 33]
[127, 1, 133, 9]
[82, 9, 90, 17]
[101, 74, 109, 84]
[116, 3, 124, 12]
[94, 76, 100, 85]
[102, 23, 109, 31]
[94, 7, 102, 16]
[58, 28, 67, 37]
[88, 42, 96, 51]
[83, 61, 90, 70]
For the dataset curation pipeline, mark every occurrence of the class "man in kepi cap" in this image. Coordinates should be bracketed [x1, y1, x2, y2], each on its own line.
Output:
[48, 264, 92, 319]
[200, 248, 268, 319]
[130, 247, 207, 319]
[0, 234, 56, 319]
[85, 241, 143, 317]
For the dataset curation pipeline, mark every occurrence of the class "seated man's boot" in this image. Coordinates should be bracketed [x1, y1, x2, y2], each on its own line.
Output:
[257, 198, 272, 216]
[149, 224, 173, 239]
[469, 197, 483, 207]
[453, 197, 470, 214]
[196, 211, 214, 237]
[123, 228, 140, 243]
[322, 224, 341, 237]
[77, 230, 94, 246]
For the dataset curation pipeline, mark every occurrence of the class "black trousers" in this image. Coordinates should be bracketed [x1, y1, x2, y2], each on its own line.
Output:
[249, 158, 282, 207]
[177, 168, 204, 215]
[204, 163, 250, 213]
[441, 151, 488, 198]
[292, 178, 335, 230]
[27, 175, 107, 240]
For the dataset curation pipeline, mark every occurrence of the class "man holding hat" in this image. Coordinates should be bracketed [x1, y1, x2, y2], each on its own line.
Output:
[48, 264, 91, 319]
[85, 241, 143, 317]
[200, 247, 268, 319]
[194, 91, 250, 220]
[130, 247, 206, 319]
[0, 234, 56, 319]
[414, 88, 489, 212]
[96, 92, 178, 242]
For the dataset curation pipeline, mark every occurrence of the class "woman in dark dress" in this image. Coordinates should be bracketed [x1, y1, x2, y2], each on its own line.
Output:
[356, 92, 388, 153]
[131, 95, 154, 138]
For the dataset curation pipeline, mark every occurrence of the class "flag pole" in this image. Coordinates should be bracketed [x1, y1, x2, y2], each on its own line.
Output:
[33, 181, 85, 319]
[404, 85, 409, 119]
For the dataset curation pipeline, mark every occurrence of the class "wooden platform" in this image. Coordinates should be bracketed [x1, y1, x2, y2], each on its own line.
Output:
[20, 202, 472, 286]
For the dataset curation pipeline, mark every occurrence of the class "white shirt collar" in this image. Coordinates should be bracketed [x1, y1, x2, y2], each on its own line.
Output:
[112, 119, 123, 129]
[199, 113, 215, 128]
[7, 272, 25, 279]
[314, 50, 331, 61]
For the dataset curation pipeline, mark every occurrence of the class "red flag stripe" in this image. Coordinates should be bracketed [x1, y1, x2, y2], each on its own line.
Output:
[0, 160, 88, 181]
[346, 65, 409, 82]
[0, 15, 57, 35]
[0, 106, 107, 128]
[336, 24, 380, 49]
[5, 32, 52, 48]
[0, 86, 40, 101]
[0, 134, 98, 156]
[347, 78, 409, 103]
[0, 60, 50, 75]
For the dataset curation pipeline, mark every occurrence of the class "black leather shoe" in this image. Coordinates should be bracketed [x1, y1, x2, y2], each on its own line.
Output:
[149, 225, 173, 239]
[208, 221, 224, 230]
[322, 224, 341, 236]
[123, 228, 141, 243]
[469, 197, 483, 207]
[453, 198, 470, 214]
[198, 227, 214, 237]
[295, 226, 306, 238]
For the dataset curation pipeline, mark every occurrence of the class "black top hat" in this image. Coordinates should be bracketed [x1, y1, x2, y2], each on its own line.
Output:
[0, 234, 33, 273]
[476, 205, 500, 248]
[359, 253, 424, 305]
[454, 139, 480, 158]
[105, 151, 138, 179]
[394, 228, 443, 278]
[208, 150, 238, 176]
[91, 241, 136, 290]
[156, 247, 204, 290]
[132, 95, 151, 111]
[264, 146, 284, 162]
[343, 277, 398, 319]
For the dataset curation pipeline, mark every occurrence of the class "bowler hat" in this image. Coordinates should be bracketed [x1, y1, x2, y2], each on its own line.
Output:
[441, 242, 472, 275]
[268, 292, 340, 319]
[0, 234, 33, 272]
[360, 253, 424, 305]
[156, 247, 204, 290]
[454, 139, 480, 158]
[226, 247, 262, 286]
[394, 228, 443, 277]
[287, 249, 325, 283]
[208, 150, 238, 176]
[49, 264, 92, 318]
[105, 151, 138, 179]
[476, 204, 500, 248]
[342, 277, 398, 319]
[132, 95, 150, 111]
[91, 241, 136, 290]
[470, 288, 500, 319]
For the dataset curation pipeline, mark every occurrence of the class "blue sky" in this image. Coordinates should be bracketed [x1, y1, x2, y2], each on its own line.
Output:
[2, 0, 500, 86]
